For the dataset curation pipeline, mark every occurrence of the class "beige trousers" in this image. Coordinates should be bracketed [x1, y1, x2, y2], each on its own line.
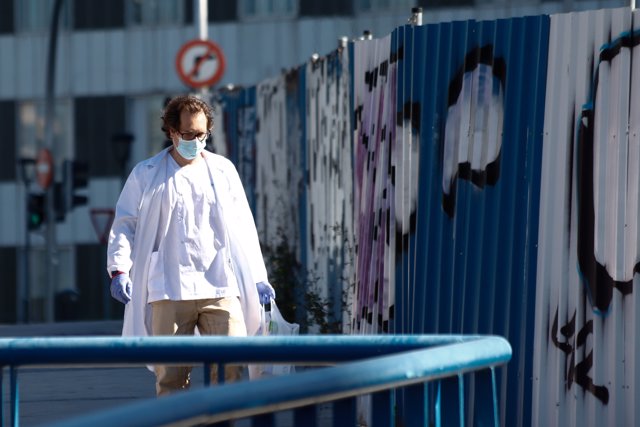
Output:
[150, 296, 246, 396]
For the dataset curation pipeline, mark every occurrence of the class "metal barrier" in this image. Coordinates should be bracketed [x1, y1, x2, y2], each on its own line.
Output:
[0, 335, 511, 426]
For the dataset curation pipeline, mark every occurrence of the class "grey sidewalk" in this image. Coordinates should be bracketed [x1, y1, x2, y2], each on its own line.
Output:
[0, 320, 124, 338]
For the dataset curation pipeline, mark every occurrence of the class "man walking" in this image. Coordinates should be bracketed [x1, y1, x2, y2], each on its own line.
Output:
[107, 95, 275, 395]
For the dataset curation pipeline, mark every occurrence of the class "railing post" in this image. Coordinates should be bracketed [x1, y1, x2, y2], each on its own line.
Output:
[1, 367, 4, 427]
[439, 375, 463, 426]
[204, 363, 211, 387]
[10, 367, 18, 427]
[217, 363, 225, 385]
[435, 381, 442, 427]
[491, 367, 499, 427]
[457, 373, 465, 427]
[469, 367, 501, 425]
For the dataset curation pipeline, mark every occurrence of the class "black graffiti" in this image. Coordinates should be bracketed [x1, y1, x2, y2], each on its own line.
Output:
[363, 52, 395, 92]
[575, 30, 640, 313]
[441, 44, 506, 218]
[551, 307, 609, 404]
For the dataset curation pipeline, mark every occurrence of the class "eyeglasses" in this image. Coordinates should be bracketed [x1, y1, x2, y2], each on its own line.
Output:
[177, 130, 210, 142]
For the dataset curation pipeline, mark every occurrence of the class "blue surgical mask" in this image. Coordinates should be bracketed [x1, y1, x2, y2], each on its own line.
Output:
[176, 138, 206, 160]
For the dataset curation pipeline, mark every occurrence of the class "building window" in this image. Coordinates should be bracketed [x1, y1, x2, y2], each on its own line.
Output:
[15, 0, 71, 33]
[17, 100, 73, 171]
[0, 101, 16, 182]
[419, 0, 473, 7]
[73, 0, 125, 30]
[208, 0, 238, 22]
[0, 0, 13, 34]
[28, 247, 74, 322]
[239, 0, 297, 20]
[299, 0, 354, 16]
[76, 243, 123, 320]
[0, 248, 17, 323]
[74, 96, 127, 177]
[126, 0, 190, 26]
[148, 96, 172, 156]
[355, 0, 416, 13]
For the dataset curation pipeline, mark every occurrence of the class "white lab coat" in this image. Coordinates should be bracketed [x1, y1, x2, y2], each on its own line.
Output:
[107, 147, 267, 338]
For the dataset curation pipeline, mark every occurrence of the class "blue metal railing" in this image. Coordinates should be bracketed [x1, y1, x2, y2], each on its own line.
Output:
[0, 335, 511, 426]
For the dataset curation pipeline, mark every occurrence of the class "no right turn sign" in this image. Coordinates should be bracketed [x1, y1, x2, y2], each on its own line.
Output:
[175, 39, 226, 88]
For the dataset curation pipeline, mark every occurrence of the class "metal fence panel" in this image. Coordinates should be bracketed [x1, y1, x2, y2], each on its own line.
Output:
[378, 16, 549, 426]
[533, 7, 640, 427]
[215, 6, 640, 427]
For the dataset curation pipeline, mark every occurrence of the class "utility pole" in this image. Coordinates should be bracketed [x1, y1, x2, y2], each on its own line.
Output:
[44, 0, 64, 322]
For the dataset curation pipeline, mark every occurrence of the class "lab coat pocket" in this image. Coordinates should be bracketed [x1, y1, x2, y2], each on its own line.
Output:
[146, 251, 165, 301]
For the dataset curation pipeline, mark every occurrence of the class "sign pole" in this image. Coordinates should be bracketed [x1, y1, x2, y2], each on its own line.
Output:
[196, 0, 209, 97]
[44, 0, 64, 323]
[196, 0, 208, 41]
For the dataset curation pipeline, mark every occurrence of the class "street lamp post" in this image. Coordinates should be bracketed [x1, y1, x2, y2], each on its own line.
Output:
[18, 157, 36, 323]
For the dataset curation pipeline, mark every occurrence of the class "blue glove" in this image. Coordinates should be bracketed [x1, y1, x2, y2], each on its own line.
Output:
[110, 273, 132, 304]
[256, 281, 275, 305]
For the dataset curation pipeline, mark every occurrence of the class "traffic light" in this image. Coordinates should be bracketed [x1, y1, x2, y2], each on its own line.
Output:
[27, 193, 46, 231]
[62, 159, 89, 211]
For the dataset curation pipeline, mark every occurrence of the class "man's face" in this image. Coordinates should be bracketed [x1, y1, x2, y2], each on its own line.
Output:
[171, 109, 209, 145]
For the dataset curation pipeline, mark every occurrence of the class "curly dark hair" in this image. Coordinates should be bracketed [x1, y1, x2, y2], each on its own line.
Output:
[161, 95, 214, 139]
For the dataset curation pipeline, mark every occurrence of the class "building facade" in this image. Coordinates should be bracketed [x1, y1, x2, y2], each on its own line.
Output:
[0, 0, 628, 323]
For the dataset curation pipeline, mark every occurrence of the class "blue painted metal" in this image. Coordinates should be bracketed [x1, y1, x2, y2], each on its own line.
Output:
[435, 381, 442, 427]
[403, 383, 427, 427]
[491, 367, 499, 427]
[217, 362, 225, 385]
[458, 374, 464, 427]
[0, 335, 494, 369]
[392, 14, 550, 426]
[45, 337, 510, 427]
[204, 363, 211, 387]
[332, 397, 357, 426]
[10, 367, 18, 427]
[372, 390, 395, 427]
[293, 404, 317, 427]
[218, 87, 258, 213]
[252, 412, 275, 427]
[0, 335, 491, 366]
[0, 335, 510, 427]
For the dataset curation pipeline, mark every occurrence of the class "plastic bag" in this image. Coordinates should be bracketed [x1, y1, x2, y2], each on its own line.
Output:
[249, 299, 299, 379]
[266, 299, 299, 336]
